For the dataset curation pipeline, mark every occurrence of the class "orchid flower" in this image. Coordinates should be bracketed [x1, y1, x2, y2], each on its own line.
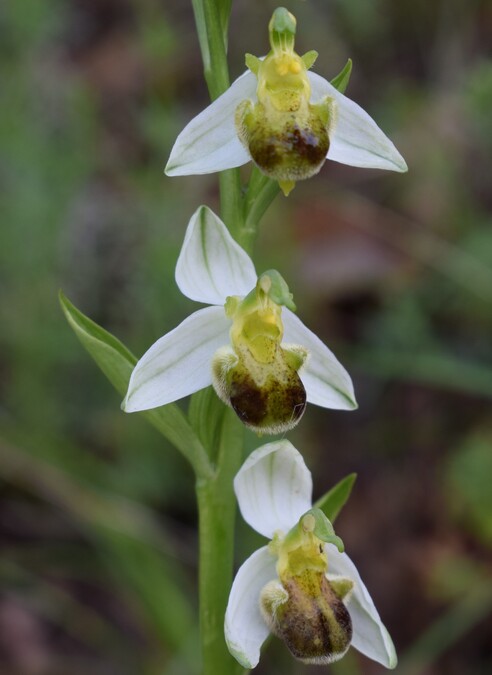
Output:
[166, 8, 407, 196]
[123, 206, 356, 433]
[225, 440, 397, 668]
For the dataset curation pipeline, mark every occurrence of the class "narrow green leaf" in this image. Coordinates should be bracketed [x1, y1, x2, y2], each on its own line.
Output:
[59, 291, 135, 395]
[314, 473, 357, 523]
[59, 291, 212, 478]
[330, 58, 353, 94]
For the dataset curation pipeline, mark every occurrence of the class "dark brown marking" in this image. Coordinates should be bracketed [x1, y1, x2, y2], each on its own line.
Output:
[229, 369, 306, 433]
[272, 574, 352, 663]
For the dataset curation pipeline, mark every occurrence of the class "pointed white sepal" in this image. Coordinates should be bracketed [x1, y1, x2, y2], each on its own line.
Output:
[165, 71, 256, 176]
[175, 206, 257, 305]
[234, 441, 313, 539]
[123, 306, 230, 412]
[326, 544, 398, 668]
[282, 309, 357, 411]
[225, 546, 277, 669]
[308, 72, 407, 173]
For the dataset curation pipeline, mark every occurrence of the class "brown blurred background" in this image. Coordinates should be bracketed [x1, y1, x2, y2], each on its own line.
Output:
[1, 0, 491, 673]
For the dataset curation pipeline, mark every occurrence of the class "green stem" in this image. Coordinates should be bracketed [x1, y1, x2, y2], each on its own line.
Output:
[191, 0, 244, 240]
[188, 4, 282, 671]
[191, 1, 283, 252]
[242, 173, 280, 253]
[196, 409, 245, 675]
[220, 169, 244, 242]
[189, 4, 250, 674]
[196, 0, 230, 99]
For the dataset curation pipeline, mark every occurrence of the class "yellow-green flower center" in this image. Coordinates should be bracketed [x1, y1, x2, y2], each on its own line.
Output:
[260, 513, 354, 664]
[211, 271, 307, 434]
[235, 8, 336, 196]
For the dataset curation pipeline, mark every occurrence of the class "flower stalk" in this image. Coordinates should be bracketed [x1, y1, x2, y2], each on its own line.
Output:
[196, 406, 245, 675]
[189, 2, 251, 674]
[191, 0, 245, 246]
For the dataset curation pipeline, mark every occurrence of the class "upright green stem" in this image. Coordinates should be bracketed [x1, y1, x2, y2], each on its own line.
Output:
[242, 170, 280, 254]
[196, 411, 244, 675]
[188, 4, 282, 669]
[220, 170, 244, 243]
[191, 0, 244, 240]
[191, 0, 276, 248]
[189, 3, 250, 674]
[197, 0, 229, 98]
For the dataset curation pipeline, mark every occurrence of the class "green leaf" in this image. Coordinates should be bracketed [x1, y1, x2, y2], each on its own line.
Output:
[314, 473, 357, 523]
[59, 291, 135, 396]
[59, 292, 212, 478]
[330, 58, 353, 94]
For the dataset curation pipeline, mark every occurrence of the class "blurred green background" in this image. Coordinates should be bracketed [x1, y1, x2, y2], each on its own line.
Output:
[1, 0, 491, 673]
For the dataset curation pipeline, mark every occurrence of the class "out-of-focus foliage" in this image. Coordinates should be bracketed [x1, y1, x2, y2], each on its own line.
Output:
[0, 0, 491, 674]
[446, 433, 492, 545]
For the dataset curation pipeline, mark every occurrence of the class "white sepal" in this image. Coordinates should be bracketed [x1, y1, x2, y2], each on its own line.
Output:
[123, 307, 230, 412]
[309, 72, 407, 173]
[282, 309, 357, 411]
[225, 546, 277, 669]
[234, 441, 313, 539]
[175, 206, 257, 305]
[165, 71, 256, 176]
[326, 544, 398, 669]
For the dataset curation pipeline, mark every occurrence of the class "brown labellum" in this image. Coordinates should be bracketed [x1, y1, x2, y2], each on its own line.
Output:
[229, 365, 306, 434]
[262, 572, 353, 664]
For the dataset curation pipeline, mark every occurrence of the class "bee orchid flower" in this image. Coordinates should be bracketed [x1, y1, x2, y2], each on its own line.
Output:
[123, 206, 356, 433]
[225, 440, 397, 668]
[166, 8, 407, 195]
